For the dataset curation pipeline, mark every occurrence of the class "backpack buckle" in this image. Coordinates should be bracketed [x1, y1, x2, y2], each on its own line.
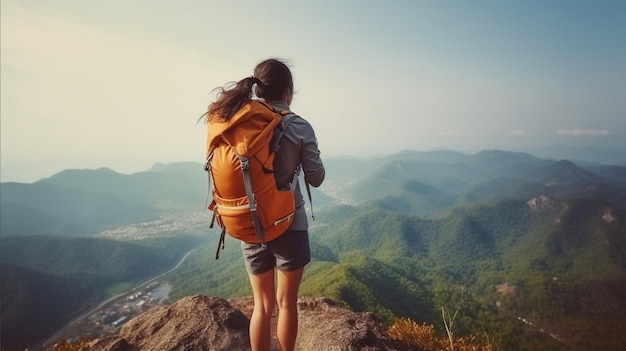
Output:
[240, 158, 250, 171]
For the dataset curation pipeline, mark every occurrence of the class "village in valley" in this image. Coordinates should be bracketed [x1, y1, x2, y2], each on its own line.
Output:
[45, 280, 173, 348]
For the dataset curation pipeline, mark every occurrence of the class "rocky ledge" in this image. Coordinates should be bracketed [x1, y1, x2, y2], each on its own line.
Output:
[80, 294, 401, 351]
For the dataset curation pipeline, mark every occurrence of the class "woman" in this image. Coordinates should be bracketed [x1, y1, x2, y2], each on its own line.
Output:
[205, 58, 325, 351]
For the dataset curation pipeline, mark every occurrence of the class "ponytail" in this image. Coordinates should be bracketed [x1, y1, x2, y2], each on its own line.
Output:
[203, 58, 292, 122]
[206, 76, 261, 122]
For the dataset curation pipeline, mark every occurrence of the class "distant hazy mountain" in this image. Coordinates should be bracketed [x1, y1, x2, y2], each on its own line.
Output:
[1, 181, 159, 237]
[36, 164, 207, 210]
[524, 144, 626, 166]
[331, 149, 626, 213]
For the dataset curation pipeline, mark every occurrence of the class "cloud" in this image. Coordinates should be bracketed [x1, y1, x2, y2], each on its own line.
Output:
[557, 128, 610, 136]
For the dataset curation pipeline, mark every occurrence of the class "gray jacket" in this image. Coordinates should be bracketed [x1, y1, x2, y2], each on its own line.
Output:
[270, 101, 325, 230]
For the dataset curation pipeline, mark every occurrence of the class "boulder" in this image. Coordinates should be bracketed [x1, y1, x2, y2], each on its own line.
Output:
[82, 295, 400, 351]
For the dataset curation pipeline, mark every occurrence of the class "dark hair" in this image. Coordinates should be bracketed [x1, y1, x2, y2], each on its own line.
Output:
[205, 58, 293, 122]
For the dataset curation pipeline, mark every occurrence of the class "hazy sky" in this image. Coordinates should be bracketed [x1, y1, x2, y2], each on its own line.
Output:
[2, 0, 625, 182]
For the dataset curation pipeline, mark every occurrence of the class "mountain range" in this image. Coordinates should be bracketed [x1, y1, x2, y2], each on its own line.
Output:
[1, 148, 625, 351]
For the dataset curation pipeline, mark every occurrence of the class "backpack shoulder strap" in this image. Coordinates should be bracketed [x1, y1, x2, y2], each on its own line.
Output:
[280, 111, 299, 127]
[270, 111, 299, 152]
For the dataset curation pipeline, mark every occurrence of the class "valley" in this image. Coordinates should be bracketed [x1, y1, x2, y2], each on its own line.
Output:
[39, 235, 202, 350]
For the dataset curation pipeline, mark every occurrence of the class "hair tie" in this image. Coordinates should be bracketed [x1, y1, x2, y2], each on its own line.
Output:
[249, 76, 263, 86]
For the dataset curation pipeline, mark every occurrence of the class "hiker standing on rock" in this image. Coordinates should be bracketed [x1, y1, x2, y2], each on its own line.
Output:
[203, 58, 325, 351]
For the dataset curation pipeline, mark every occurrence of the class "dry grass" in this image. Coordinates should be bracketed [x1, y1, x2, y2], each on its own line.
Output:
[388, 317, 495, 351]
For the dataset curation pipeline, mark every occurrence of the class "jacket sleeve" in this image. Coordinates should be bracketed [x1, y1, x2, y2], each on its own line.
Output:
[298, 119, 325, 188]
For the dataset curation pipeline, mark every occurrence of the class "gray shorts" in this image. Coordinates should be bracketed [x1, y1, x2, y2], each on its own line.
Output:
[241, 229, 311, 275]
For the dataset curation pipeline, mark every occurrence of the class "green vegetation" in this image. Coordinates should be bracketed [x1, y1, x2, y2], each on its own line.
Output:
[167, 233, 252, 299]
[2, 153, 626, 351]
[0, 263, 92, 351]
[104, 282, 137, 297]
[0, 235, 204, 350]
[173, 197, 626, 350]
[0, 235, 201, 280]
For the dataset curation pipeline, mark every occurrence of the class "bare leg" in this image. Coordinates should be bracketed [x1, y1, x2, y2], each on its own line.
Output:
[247, 269, 276, 351]
[275, 267, 304, 351]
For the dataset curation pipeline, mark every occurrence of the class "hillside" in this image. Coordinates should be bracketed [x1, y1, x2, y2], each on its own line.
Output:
[165, 197, 626, 350]
[1, 263, 92, 349]
[2, 150, 626, 351]
[0, 235, 204, 349]
[170, 199, 626, 350]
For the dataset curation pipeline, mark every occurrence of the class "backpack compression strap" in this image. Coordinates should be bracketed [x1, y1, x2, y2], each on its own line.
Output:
[204, 154, 227, 259]
[238, 156, 266, 243]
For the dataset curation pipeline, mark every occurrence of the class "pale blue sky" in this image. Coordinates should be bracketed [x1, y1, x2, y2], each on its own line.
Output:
[2, 0, 625, 182]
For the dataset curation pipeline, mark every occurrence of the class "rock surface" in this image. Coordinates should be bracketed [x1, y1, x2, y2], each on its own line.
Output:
[81, 295, 400, 351]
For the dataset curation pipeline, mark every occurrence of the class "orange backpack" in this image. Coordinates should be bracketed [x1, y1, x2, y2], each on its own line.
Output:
[204, 100, 299, 258]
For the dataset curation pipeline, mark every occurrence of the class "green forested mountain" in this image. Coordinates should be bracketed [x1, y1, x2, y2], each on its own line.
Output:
[319, 197, 626, 350]
[166, 196, 626, 350]
[165, 150, 626, 351]
[2, 151, 625, 350]
[0, 235, 204, 349]
[1, 263, 92, 349]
